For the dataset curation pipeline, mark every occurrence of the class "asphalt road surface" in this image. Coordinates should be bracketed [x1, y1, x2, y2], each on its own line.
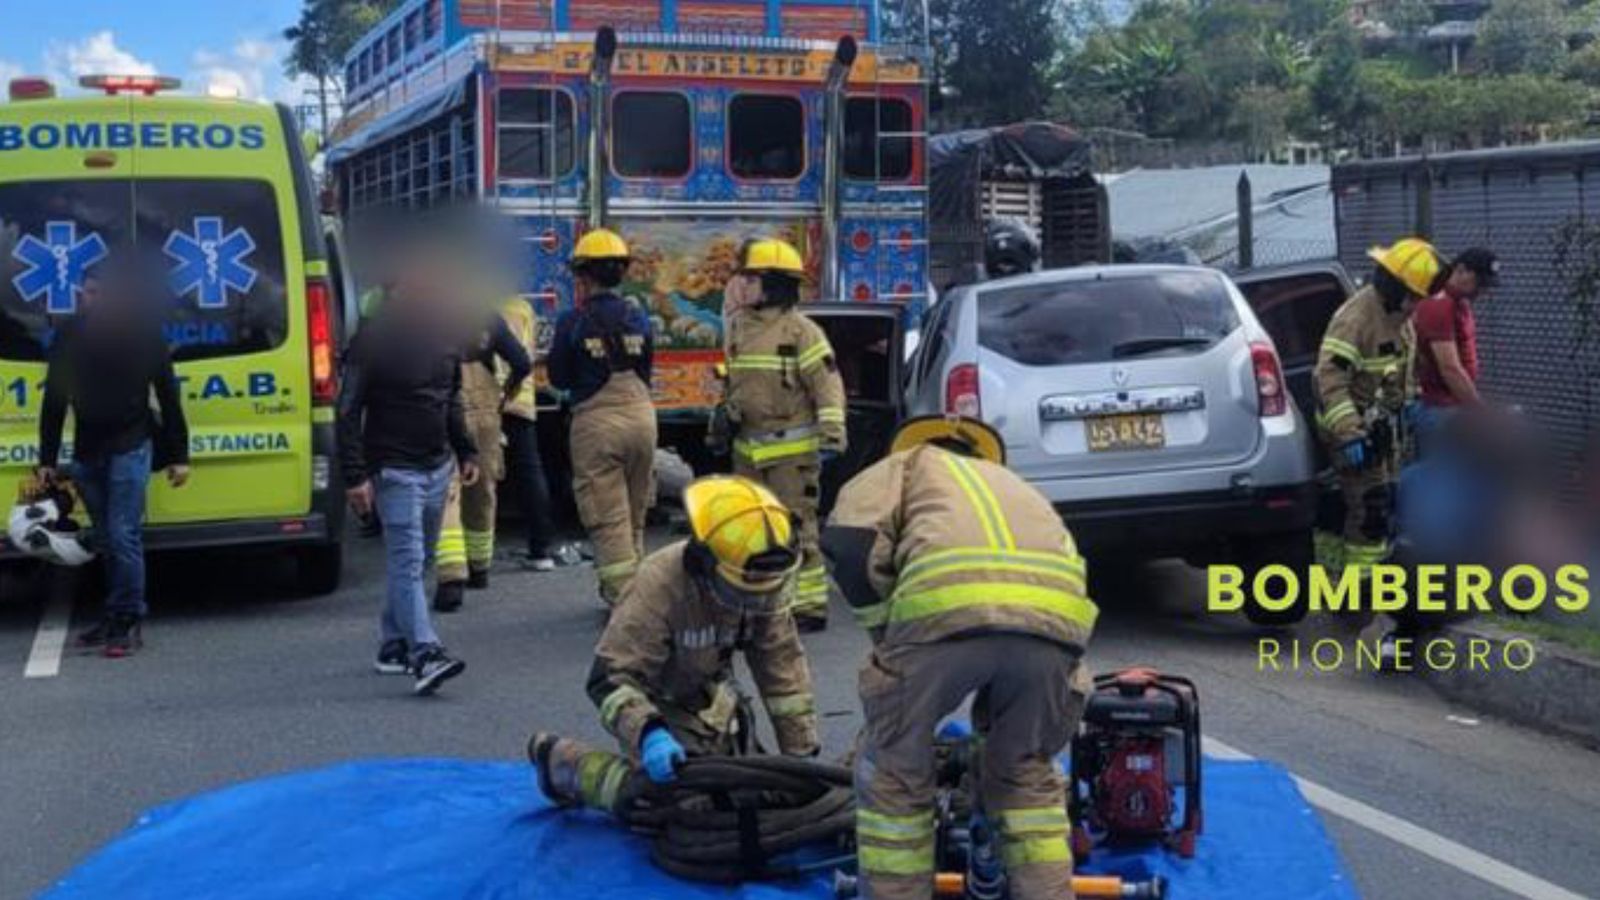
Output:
[3, 527, 1599, 900]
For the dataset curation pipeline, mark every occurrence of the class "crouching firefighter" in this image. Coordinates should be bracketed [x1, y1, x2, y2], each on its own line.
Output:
[531, 475, 821, 812]
[1314, 238, 1441, 576]
[549, 228, 658, 607]
[823, 416, 1098, 900]
[723, 238, 846, 632]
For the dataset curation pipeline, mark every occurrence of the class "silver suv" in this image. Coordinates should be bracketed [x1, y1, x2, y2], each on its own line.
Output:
[905, 265, 1318, 623]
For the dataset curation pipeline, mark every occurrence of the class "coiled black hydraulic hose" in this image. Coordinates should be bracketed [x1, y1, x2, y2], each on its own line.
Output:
[615, 755, 857, 884]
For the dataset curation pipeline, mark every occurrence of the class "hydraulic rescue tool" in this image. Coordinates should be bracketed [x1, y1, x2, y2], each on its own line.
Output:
[1070, 668, 1203, 859]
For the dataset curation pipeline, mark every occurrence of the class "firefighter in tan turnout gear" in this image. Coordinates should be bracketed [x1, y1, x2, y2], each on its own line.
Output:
[529, 476, 820, 811]
[823, 417, 1098, 900]
[549, 229, 657, 606]
[1314, 238, 1441, 575]
[723, 238, 846, 632]
[433, 308, 533, 612]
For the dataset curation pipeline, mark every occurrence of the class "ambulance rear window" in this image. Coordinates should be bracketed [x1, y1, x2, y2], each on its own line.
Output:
[0, 179, 288, 363]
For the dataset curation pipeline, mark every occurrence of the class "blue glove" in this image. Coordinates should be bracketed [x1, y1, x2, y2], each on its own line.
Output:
[1401, 400, 1423, 428]
[640, 727, 686, 784]
[819, 448, 840, 464]
[1338, 439, 1368, 470]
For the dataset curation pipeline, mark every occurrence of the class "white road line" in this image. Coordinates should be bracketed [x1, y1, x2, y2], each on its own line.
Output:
[1204, 736, 1590, 900]
[23, 588, 72, 679]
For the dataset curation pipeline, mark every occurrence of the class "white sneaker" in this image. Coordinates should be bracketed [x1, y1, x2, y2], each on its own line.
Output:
[524, 555, 556, 573]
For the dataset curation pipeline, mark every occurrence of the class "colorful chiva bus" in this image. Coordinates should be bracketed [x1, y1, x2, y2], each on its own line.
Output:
[327, 0, 929, 440]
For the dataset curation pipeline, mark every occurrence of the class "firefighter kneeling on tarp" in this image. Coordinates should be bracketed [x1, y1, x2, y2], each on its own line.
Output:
[530, 475, 820, 812]
[823, 416, 1098, 900]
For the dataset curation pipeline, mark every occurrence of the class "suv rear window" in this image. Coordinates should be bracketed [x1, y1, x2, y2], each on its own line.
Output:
[978, 271, 1239, 367]
[1, 178, 288, 363]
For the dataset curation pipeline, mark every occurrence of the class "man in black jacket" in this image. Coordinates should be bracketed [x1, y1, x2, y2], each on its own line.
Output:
[36, 270, 190, 658]
[338, 266, 480, 696]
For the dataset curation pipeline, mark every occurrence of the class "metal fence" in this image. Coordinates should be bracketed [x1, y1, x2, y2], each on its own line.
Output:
[1334, 144, 1600, 496]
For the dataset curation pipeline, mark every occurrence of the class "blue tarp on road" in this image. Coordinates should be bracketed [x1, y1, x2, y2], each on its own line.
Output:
[46, 757, 1357, 900]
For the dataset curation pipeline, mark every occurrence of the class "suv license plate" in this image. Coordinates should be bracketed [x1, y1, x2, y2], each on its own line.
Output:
[1087, 414, 1166, 452]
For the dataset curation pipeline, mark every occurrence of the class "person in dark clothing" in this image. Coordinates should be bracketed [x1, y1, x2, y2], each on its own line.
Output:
[548, 228, 657, 606]
[338, 270, 480, 696]
[36, 271, 190, 658]
[496, 296, 566, 571]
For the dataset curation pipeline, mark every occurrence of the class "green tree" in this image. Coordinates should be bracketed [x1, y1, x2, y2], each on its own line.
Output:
[1565, 39, 1600, 84]
[1229, 85, 1300, 157]
[284, 0, 393, 141]
[1376, 0, 1435, 38]
[1309, 24, 1372, 147]
[1477, 0, 1572, 74]
[930, 0, 1063, 127]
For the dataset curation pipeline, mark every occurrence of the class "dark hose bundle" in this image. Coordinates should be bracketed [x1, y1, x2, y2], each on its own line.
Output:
[618, 755, 856, 883]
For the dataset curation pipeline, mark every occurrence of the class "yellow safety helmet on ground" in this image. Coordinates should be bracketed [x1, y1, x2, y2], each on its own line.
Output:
[891, 415, 1007, 465]
[572, 228, 631, 265]
[1368, 237, 1442, 298]
[684, 475, 800, 594]
[739, 238, 805, 278]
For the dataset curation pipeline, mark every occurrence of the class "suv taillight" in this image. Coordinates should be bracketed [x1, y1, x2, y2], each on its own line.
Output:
[946, 363, 981, 417]
[1250, 341, 1287, 417]
[307, 278, 337, 405]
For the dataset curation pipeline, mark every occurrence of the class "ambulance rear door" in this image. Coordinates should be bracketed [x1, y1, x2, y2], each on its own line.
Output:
[129, 99, 310, 524]
[0, 94, 135, 516]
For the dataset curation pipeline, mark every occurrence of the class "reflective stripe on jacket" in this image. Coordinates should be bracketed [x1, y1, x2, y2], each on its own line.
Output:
[585, 541, 820, 756]
[725, 306, 846, 465]
[826, 446, 1097, 650]
[1313, 285, 1415, 446]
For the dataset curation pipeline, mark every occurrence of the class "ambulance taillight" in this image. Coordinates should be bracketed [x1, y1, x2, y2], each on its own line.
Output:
[306, 278, 338, 405]
[8, 78, 56, 101]
[78, 75, 181, 96]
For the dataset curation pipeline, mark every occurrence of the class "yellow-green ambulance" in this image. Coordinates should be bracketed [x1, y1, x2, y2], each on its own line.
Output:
[0, 75, 347, 594]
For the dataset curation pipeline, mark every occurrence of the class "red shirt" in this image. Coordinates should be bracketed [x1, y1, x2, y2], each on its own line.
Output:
[1413, 291, 1478, 407]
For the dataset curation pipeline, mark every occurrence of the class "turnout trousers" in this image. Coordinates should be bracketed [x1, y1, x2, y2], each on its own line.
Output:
[437, 410, 504, 584]
[571, 373, 657, 604]
[1330, 459, 1398, 576]
[855, 635, 1086, 900]
[733, 454, 827, 624]
[538, 703, 741, 815]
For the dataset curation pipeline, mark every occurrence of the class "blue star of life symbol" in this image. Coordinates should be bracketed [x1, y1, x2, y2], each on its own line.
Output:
[11, 221, 109, 315]
[164, 217, 258, 309]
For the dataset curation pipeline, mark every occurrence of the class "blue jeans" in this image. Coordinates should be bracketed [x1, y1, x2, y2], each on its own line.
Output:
[70, 442, 153, 619]
[373, 460, 453, 654]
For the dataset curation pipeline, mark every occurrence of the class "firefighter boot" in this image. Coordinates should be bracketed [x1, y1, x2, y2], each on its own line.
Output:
[528, 732, 637, 816]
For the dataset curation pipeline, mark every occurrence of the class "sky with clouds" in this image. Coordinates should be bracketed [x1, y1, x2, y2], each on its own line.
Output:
[2, 1, 312, 103]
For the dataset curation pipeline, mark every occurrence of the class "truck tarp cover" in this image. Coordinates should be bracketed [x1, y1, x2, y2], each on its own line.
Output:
[929, 121, 1093, 232]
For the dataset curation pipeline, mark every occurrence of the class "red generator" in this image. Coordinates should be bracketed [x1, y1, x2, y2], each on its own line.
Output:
[1069, 668, 1202, 859]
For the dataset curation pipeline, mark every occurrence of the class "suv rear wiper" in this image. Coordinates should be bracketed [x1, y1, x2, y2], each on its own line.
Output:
[1110, 336, 1215, 358]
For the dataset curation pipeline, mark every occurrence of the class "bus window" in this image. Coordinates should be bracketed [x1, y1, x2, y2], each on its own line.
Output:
[613, 92, 692, 179]
[845, 98, 913, 181]
[386, 29, 402, 71]
[498, 89, 576, 181]
[728, 95, 804, 180]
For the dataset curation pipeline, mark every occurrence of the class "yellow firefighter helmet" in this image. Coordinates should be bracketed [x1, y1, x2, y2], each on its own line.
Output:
[572, 228, 631, 264]
[739, 238, 805, 277]
[1368, 238, 1442, 298]
[891, 415, 1007, 465]
[684, 476, 800, 594]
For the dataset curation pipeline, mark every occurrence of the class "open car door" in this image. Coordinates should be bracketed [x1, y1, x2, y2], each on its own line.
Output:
[800, 302, 906, 516]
